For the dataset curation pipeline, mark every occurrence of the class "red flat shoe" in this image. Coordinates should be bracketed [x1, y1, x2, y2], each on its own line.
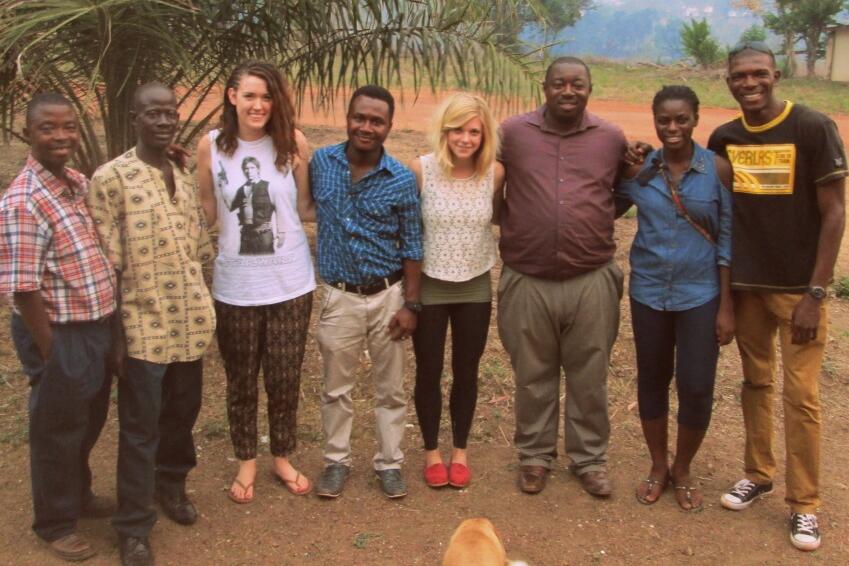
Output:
[424, 463, 448, 487]
[448, 463, 471, 488]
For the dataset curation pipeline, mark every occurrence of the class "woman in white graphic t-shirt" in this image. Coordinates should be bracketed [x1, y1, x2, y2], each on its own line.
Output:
[197, 61, 315, 504]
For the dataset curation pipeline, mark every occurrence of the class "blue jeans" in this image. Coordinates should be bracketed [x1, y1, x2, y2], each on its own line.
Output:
[11, 314, 112, 542]
[112, 357, 202, 539]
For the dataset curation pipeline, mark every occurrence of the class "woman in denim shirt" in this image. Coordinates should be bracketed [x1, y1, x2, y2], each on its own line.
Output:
[616, 85, 734, 511]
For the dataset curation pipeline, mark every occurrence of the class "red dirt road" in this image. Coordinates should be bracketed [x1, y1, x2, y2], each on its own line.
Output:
[293, 90, 849, 147]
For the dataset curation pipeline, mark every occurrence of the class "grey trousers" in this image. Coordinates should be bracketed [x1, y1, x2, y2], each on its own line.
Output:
[497, 262, 623, 472]
[315, 282, 407, 470]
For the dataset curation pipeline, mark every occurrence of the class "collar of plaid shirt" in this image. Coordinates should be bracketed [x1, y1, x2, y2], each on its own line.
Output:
[26, 155, 87, 199]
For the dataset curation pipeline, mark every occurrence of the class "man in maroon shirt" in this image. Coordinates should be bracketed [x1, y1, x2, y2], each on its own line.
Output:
[498, 57, 626, 496]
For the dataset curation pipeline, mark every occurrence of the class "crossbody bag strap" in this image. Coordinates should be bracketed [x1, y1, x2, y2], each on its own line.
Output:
[659, 166, 716, 246]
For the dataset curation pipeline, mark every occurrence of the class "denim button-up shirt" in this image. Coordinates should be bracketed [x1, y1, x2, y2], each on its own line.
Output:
[615, 144, 732, 311]
[310, 142, 423, 285]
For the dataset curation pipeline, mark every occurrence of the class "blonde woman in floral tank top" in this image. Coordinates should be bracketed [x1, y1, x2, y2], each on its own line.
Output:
[408, 93, 505, 489]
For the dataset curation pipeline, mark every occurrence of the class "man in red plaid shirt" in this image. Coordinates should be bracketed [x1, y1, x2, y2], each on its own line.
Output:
[0, 93, 116, 562]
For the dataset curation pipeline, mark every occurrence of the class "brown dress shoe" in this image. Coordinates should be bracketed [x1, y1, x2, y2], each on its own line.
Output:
[577, 470, 612, 497]
[518, 465, 549, 494]
[47, 533, 97, 562]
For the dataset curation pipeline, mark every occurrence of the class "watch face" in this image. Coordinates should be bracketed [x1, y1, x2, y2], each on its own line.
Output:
[809, 287, 827, 299]
[405, 301, 423, 312]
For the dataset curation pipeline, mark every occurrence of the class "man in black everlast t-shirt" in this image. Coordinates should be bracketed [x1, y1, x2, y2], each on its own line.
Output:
[707, 42, 847, 552]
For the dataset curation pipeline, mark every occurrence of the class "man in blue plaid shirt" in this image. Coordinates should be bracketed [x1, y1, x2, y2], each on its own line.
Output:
[310, 85, 423, 500]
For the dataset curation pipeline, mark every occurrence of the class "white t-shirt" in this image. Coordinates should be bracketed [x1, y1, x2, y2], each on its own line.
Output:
[208, 129, 315, 305]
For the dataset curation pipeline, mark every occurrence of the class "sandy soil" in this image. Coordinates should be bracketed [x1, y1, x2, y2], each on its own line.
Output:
[1, 99, 849, 565]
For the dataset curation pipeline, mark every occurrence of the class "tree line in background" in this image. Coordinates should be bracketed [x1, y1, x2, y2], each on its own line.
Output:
[682, 0, 847, 74]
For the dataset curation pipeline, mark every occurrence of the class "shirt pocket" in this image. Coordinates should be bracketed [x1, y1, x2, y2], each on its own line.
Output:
[311, 171, 337, 202]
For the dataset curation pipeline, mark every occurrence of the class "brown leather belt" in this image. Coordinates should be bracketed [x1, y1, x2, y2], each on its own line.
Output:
[327, 270, 402, 296]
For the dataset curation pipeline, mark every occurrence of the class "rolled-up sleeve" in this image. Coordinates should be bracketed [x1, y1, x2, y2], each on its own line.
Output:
[0, 206, 49, 293]
[396, 176, 423, 261]
[717, 183, 732, 267]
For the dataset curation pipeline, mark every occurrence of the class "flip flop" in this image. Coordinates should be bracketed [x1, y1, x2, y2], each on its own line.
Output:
[635, 477, 667, 505]
[275, 470, 313, 496]
[673, 484, 704, 512]
[228, 477, 254, 504]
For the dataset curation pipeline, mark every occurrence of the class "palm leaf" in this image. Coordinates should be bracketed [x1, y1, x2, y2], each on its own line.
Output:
[0, 0, 551, 176]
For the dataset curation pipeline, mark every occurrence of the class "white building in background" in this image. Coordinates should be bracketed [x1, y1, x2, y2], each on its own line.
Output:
[826, 24, 849, 82]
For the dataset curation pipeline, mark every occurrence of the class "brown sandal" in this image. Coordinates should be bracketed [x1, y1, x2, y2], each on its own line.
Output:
[275, 470, 312, 496]
[635, 477, 667, 505]
[673, 484, 704, 512]
[228, 478, 254, 504]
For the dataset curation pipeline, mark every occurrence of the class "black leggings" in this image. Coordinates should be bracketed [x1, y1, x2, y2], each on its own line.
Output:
[412, 301, 491, 450]
[631, 297, 719, 430]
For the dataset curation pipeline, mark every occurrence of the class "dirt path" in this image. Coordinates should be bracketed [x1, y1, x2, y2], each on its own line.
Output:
[2, 102, 849, 565]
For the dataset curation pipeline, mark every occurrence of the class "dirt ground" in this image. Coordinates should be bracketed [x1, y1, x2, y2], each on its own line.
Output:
[2, 100, 849, 565]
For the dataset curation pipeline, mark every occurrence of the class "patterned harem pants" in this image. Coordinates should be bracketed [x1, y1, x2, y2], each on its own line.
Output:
[214, 292, 313, 460]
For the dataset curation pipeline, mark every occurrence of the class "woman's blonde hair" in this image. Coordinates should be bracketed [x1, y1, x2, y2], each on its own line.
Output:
[429, 93, 499, 179]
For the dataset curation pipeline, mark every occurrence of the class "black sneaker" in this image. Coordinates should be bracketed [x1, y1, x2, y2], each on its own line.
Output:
[375, 468, 407, 499]
[316, 464, 350, 498]
[789, 513, 821, 551]
[720, 478, 774, 510]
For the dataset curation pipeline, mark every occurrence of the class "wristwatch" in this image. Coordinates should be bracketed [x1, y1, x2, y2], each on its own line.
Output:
[403, 301, 423, 313]
[807, 286, 827, 300]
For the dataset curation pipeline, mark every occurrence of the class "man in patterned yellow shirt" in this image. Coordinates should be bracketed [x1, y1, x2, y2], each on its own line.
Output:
[87, 82, 215, 566]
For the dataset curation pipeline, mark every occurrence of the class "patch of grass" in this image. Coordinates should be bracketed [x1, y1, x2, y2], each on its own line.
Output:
[834, 276, 849, 299]
[0, 423, 28, 447]
[623, 206, 637, 219]
[479, 357, 512, 381]
[588, 60, 849, 116]
[353, 532, 381, 549]
[202, 419, 228, 441]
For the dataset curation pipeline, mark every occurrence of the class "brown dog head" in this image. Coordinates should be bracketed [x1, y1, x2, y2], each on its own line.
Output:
[443, 518, 507, 566]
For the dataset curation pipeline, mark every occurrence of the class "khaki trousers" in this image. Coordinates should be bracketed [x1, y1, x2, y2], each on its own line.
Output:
[497, 262, 623, 472]
[315, 282, 406, 470]
[735, 290, 827, 513]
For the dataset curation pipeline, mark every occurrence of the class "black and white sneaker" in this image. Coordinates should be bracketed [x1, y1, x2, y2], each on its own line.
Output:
[789, 512, 821, 551]
[720, 478, 774, 510]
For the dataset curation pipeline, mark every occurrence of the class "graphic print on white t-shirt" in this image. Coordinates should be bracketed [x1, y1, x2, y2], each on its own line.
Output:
[208, 130, 315, 306]
[221, 156, 277, 255]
